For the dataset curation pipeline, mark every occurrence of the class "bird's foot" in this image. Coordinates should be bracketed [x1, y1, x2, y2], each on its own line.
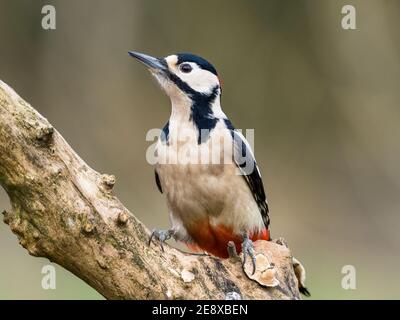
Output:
[227, 241, 242, 262]
[241, 234, 257, 275]
[227, 241, 238, 258]
[148, 228, 174, 252]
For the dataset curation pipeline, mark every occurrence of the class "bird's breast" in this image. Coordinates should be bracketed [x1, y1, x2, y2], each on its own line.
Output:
[154, 120, 266, 245]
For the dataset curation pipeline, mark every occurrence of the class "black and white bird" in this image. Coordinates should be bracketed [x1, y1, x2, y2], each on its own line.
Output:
[128, 51, 270, 273]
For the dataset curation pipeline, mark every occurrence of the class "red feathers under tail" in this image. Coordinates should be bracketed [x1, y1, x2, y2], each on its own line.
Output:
[183, 221, 270, 258]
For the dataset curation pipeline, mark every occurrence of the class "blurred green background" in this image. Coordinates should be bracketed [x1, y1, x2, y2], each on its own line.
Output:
[1, 0, 400, 299]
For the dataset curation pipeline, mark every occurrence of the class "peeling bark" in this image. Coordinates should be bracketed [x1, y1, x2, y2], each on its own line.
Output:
[0, 80, 301, 300]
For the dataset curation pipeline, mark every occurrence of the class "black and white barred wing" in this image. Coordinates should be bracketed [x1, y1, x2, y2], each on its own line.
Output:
[229, 128, 270, 228]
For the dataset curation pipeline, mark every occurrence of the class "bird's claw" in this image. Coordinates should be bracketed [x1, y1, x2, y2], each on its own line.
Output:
[241, 234, 257, 275]
[227, 241, 238, 259]
[148, 228, 174, 252]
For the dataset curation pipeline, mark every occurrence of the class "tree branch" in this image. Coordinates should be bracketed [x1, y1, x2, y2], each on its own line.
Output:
[0, 79, 301, 300]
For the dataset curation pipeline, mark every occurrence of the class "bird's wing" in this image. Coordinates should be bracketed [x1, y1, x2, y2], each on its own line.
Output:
[155, 169, 163, 193]
[227, 125, 270, 228]
[154, 120, 170, 194]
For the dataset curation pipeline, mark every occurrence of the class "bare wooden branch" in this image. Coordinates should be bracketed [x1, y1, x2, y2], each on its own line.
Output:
[0, 80, 301, 300]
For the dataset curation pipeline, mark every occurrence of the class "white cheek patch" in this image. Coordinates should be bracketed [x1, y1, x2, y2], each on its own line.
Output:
[164, 56, 220, 94]
[180, 67, 219, 94]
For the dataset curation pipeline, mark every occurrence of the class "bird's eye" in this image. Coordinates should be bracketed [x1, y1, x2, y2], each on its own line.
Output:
[179, 63, 192, 73]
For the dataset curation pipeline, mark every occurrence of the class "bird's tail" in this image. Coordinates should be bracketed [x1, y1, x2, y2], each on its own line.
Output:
[293, 257, 311, 297]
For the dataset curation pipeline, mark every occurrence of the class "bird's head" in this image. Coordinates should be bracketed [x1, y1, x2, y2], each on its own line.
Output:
[129, 51, 221, 104]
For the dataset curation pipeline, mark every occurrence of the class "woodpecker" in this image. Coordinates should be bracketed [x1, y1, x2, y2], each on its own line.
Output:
[129, 51, 270, 274]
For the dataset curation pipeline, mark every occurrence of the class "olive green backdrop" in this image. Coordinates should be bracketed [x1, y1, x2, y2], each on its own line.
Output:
[1, 0, 399, 299]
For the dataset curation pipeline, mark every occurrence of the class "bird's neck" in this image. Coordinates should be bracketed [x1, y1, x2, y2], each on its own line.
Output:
[169, 86, 223, 123]
[169, 93, 193, 123]
[168, 89, 224, 144]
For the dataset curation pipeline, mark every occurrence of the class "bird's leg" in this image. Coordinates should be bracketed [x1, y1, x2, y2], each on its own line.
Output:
[148, 228, 175, 252]
[241, 233, 257, 275]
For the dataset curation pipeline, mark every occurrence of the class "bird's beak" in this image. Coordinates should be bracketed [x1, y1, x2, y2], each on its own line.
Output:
[128, 51, 167, 72]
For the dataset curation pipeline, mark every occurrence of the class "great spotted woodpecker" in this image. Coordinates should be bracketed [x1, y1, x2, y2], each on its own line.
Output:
[128, 52, 308, 295]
